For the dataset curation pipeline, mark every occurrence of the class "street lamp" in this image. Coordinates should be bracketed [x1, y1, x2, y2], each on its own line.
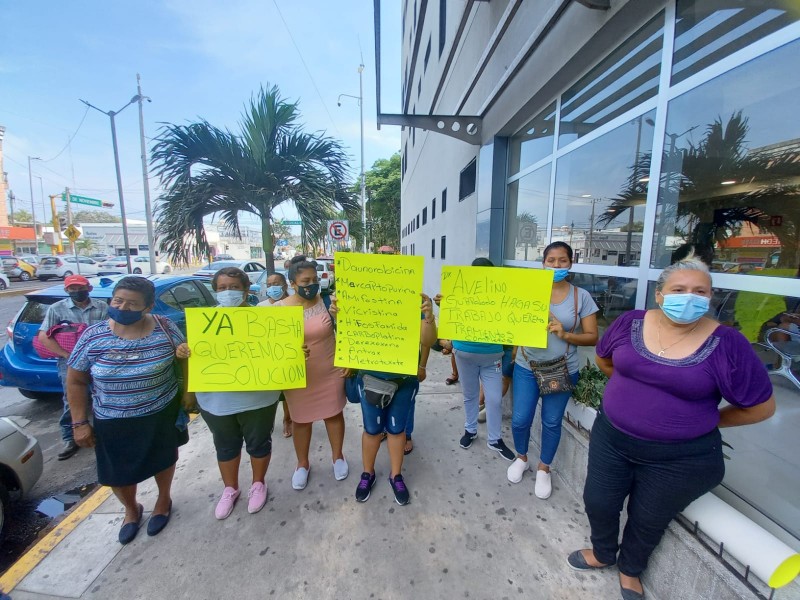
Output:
[81, 95, 144, 274]
[337, 63, 367, 253]
[135, 74, 157, 275]
[27, 156, 41, 254]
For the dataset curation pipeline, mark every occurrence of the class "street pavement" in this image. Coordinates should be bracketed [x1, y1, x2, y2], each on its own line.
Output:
[0, 350, 622, 600]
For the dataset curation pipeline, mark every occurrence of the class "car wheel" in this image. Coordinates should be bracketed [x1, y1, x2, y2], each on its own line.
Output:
[133, 268, 142, 274]
[19, 390, 63, 402]
[0, 481, 8, 540]
[19, 272, 31, 281]
[63, 271, 73, 278]
[0, 280, 6, 290]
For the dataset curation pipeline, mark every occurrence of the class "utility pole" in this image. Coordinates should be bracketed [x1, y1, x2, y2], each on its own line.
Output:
[359, 63, 366, 253]
[27, 156, 41, 253]
[49, 195, 63, 253]
[8, 191, 14, 225]
[136, 74, 157, 274]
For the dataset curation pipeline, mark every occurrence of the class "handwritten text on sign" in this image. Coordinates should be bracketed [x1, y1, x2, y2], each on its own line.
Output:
[437, 266, 552, 347]
[185, 306, 306, 391]
[334, 252, 424, 375]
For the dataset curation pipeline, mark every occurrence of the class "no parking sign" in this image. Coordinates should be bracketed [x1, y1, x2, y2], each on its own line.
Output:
[328, 220, 349, 241]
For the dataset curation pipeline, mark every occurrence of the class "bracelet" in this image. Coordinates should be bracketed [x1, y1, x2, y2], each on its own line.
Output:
[71, 420, 90, 428]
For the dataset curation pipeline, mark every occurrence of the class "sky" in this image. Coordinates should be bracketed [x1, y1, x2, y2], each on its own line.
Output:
[0, 0, 401, 228]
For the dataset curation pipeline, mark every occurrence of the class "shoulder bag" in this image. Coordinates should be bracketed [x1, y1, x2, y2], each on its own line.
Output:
[33, 321, 88, 360]
[521, 286, 579, 395]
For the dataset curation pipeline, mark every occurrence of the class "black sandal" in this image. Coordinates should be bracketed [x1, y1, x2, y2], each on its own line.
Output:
[445, 375, 459, 385]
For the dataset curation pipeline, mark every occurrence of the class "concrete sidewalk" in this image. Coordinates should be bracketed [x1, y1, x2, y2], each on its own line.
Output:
[3, 351, 623, 600]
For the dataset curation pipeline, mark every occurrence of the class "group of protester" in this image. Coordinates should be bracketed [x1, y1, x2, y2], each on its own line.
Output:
[40, 244, 776, 600]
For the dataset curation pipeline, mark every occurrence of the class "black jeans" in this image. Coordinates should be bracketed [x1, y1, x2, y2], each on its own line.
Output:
[583, 412, 725, 577]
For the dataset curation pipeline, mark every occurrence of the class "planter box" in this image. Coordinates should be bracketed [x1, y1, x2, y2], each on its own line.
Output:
[565, 398, 597, 432]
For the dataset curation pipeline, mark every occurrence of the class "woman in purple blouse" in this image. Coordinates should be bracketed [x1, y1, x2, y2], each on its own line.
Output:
[567, 256, 775, 600]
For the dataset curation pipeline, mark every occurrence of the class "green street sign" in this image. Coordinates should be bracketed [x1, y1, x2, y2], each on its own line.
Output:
[280, 220, 303, 226]
[62, 193, 102, 207]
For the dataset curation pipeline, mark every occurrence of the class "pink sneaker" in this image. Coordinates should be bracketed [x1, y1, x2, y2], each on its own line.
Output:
[215, 486, 240, 520]
[247, 482, 268, 514]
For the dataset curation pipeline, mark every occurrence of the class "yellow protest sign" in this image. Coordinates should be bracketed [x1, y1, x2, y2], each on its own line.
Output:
[185, 306, 306, 392]
[333, 252, 424, 375]
[437, 266, 552, 347]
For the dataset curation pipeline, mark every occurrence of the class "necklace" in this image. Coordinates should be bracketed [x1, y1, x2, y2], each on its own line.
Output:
[656, 313, 700, 357]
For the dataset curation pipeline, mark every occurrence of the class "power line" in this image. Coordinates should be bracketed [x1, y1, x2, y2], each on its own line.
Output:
[39, 105, 91, 162]
[270, 0, 341, 135]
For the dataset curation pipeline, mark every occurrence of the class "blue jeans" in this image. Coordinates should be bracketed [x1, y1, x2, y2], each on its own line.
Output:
[359, 376, 419, 435]
[405, 396, 416, 439]
[454, 350, 503, 443]
[57, 360, 73, 443]
[511, 364, 579, 463]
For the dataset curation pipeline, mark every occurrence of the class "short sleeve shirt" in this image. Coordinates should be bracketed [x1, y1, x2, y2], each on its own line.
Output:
[68, 317, 185, 419]
[596, 310, 773, 441]
[515, 285, 599, 374]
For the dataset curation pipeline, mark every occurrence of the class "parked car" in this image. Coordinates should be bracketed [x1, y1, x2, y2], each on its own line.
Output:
[19, 255, 41, 267]
[0, 275, 218, 400]
[0, 273, 9, 291]
[0, 417, 43, 537]
[194, 260, 266, 284]
[213, 254, 235, 261]
[1, 257, 36, 282]
[98, 256, 172, 275]
[36, 256, 101, 281]
[316, 261, 335, 292]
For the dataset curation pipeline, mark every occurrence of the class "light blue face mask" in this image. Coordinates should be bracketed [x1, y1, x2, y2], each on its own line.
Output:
[216, 290, 246, 307]
[660, 292, 710, 324]
[266, 286, 285, 300]
[546, 267, 570, 283]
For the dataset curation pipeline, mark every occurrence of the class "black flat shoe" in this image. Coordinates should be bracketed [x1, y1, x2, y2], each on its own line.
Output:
[118, 504, 144, 545]
[147, 500, 172, 536]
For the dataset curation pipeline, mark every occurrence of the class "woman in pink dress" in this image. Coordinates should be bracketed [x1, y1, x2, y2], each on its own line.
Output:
[276, 257, 348, 490]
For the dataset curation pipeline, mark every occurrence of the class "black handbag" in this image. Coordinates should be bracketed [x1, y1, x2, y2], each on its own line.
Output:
[522, 286, 579, 395]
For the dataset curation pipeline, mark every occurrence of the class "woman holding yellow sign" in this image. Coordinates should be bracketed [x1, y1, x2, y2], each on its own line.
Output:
[274, 256, 349, 491]
[507, 242, 599, 500]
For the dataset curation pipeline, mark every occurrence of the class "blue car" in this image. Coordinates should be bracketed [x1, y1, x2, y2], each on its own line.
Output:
[0, 275, 220, 401]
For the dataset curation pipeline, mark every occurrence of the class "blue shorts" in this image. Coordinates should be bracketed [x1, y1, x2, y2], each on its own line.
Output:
[502, 347, 515, 379]
[358, 375, 419, 435]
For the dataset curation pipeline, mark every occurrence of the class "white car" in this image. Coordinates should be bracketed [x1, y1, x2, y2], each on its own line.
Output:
[194, 260, 267, 284]
[0, 417, 43, 537]
[0, 273, 9, 290]
[99, 256, 172, 275]
[36, 256, 101, 281]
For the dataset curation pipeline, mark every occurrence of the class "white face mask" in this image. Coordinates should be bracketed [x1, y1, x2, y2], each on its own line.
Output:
[216, 290, 245, 307]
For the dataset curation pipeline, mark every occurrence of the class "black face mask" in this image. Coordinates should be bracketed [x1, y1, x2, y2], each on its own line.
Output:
[296, 283, 320, 300]
[69, 290, 90, 303]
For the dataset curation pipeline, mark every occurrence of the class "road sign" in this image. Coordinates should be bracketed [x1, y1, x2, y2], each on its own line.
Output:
[62, 193, 103, 208]
[279, 220, 303, 226]
[328, 220, 349, 241]
[518, 222, 537, 244]
[64, 225, 81, 242]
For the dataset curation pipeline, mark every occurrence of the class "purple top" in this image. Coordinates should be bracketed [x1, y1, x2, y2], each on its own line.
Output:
[597, 310, 772, 442]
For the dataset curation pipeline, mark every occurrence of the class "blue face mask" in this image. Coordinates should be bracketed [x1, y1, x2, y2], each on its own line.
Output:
[108, 305, 145, 326]
[660, 292, 710, 324]
[266, 286, 285, 300]
[546, 267, 570, 283]
[216, 290, 246, 307]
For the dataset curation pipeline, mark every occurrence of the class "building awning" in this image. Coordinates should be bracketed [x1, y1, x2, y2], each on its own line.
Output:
[99, 233, 150, 247]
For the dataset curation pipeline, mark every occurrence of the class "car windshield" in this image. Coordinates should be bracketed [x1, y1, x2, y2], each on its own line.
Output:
[2, 258, 17, 267]
[18, 298, 60, 325]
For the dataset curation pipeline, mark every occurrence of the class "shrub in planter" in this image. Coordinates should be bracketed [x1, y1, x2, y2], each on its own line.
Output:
[573, 359, 608, 410]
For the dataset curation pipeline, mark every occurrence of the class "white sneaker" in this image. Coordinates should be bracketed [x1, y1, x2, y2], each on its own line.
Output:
[535, 469, 552, 499]
[333, 458, 349, 481]
[292, 466, 310, 490]
[477, 407, 486, 423]
[507, 458, 529, 483]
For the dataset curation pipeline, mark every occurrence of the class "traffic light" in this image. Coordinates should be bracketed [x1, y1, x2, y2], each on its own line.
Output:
[59, 216, 68, 229]
[225, 244, 229, 250]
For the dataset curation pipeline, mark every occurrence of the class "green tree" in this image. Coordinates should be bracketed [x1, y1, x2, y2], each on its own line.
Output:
[362, 152, 400, 251]
[58, 210, 121, 224]
[75, 238, 97, 254]
[8, 209, 33, 224]
[150, 85, 358, 271]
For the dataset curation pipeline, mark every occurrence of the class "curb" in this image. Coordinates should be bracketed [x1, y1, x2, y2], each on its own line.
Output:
[0, 287, 40, 298]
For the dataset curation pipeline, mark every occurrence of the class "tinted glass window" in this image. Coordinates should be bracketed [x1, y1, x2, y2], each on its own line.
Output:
[40, 258, 59, 266]
[509, 102, 556, 176]
[672, 0, 800, 85]
[18, 300, 52, 325]
[160, 282, 208, 311]
[651, 39, 800, 272]
[505, 164, 550, 262]
[559, 14, 663, 148]
[554, 110, 655, 267]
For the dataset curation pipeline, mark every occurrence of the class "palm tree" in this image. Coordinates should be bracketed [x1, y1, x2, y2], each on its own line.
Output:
[151, 85, 359, 271]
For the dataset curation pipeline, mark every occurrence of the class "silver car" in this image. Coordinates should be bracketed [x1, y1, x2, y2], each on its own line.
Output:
[0, 417, 43, 536]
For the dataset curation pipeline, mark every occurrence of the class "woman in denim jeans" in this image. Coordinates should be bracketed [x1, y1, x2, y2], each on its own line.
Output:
[507, 242, 599, 499]
[332, 294, 437, 505]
